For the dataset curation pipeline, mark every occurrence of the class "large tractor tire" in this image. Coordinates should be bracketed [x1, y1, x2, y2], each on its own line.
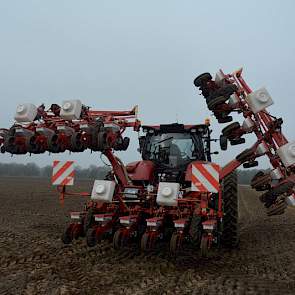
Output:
[221, 171, 239, 248]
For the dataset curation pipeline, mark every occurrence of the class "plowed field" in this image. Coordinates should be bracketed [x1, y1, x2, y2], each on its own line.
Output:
[1, 178, 295, 295]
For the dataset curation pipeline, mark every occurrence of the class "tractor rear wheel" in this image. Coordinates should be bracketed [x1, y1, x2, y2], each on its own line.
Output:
[221, 171, 239, 248]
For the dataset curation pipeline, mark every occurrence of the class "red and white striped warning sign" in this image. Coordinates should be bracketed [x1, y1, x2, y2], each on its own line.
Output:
[191, 163, 220, 193]
[52, 160, 75, 186]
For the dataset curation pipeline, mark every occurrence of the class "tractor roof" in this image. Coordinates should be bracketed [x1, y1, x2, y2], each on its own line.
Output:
[142, 123, 209, 133]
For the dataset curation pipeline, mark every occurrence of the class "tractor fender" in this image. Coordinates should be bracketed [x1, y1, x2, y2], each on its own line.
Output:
[126, 160, 155, 182]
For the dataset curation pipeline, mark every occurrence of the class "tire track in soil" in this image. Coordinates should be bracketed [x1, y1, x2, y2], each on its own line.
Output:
[1, 179, 295, 294]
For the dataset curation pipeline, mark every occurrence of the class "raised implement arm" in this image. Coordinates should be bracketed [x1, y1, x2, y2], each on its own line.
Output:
[0, 101, 141, 187]
[194, 69, 295, 215]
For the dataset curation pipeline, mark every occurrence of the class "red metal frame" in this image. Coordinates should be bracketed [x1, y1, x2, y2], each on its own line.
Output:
[218, 69, 294, 187]
[2, 68, 294, 256]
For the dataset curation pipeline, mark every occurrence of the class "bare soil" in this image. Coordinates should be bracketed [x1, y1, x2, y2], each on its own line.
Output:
[1, 178, 295, 295]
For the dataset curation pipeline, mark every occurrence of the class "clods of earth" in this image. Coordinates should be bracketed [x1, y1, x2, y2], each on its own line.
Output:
[1, 178, 295, 294]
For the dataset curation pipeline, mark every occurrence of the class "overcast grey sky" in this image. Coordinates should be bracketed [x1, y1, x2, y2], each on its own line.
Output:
[0, 0, 294, 168]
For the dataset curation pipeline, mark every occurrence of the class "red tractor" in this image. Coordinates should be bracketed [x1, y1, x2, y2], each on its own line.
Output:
[62, 120, 237, 256]
[107, 122, 238, 255]
[1, 67, 294, 258]
[58, 68, 295, 257]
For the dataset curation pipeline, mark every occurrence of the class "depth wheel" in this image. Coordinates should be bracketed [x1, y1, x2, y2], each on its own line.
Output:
[141, 232, 155, 252]
[217, 116, 233, 124]
[221, 84, 238, 98]
[47, 134, 60, 153]
[86, 228, 98, 247]
[61, 225, 74, 245]
[113, 229, 128, 250]
[200, 235, 209, 258]
[113, 229, 122, 250]
[236, 148, 253, 163]
[83, 208, 94, 234]
[220, 135, 228, 151]
[169, 232, 183, 257]
[207, 96, 228, 110]
[4, 136, 16, 154]
[27, 135, 40, 154]
[222, 122, 240, 137]
[194, 73, 212, 87]
[72, 224, 81, 240]
[251, 171, 271, 191]
[266, 199, 287, 216]
[141, 232, 149, 252]
[230, 138, 246, 146]
[260, 181, 294, 208]
[189, 215, 202, 247]
[71, 132, 86, 152]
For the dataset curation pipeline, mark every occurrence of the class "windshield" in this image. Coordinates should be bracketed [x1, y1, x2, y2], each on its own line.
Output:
[143, 132, 205, 167]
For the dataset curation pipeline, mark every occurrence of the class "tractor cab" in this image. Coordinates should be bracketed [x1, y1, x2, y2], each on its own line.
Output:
[136, 123, 212, 182]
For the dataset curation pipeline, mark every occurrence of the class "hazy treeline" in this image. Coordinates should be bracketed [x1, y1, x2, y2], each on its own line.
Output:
[0, 162, 264, 184]
[238, 169, 266, 185]
[0, 163, 110, 180]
